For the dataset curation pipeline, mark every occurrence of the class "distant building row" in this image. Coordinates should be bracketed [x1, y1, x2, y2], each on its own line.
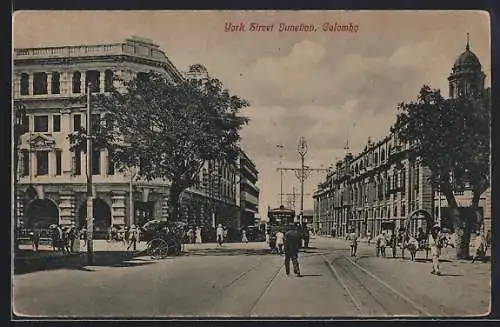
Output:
[313, 39, 491, 238]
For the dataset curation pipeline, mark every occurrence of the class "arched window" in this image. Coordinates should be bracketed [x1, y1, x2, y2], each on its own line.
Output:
[374, 152, 378, 165]
[73, 71, 81, 93]
[20, 73, 29, 95]
[85, 70, 100, 93]
[381, 149, 385, 161]
[104, 70, 114, 92]
[51, 72, 60, 94]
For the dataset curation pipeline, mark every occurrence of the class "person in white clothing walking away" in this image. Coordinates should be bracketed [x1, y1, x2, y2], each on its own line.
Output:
[216, 224, 224, 247]
[275, 229, 285, 255]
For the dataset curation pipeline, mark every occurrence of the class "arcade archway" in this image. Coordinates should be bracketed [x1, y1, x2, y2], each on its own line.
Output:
[24, 199, 59, 228]
[404, 209, 433, 235]
[78, 198, 112, 239]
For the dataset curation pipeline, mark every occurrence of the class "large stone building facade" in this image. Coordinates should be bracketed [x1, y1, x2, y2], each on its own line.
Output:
[313, 39, 491, 238]
[14, 36, 258, 237]
[237, 150, 260, 228]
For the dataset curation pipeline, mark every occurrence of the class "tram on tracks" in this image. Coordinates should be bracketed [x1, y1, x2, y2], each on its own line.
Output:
[266, 205, 296, 250]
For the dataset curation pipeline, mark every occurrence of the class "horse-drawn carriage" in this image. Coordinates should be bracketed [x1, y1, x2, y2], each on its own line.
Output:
[140, 220, 188, 259]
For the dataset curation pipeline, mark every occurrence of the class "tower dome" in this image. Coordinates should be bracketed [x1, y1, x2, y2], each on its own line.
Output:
[452, 33, 481, 71]
[448, 33, 486, 98]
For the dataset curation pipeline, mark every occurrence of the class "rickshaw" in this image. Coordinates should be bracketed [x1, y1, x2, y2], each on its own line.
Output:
[140, 220, 188, 260]
[379, 221, 397, 258]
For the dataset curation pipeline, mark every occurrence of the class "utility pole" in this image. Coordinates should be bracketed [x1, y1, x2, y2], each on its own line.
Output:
[276, 144, 285, 206]
[281, 186, 311, 212]
[85, 83, 94, 265]
[276, 137, 328, 224]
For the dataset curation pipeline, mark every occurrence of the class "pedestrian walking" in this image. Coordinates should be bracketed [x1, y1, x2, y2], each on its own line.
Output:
[216, 224, 224, 247]
[275, 229, 285, 255]
[265, 230, 270, 246]
[375, 232, 387, 257]
[471, 230, 487, 263]
[367, 230, 372, 246]
[195, 226, 203, 244]
[428, 224, 445, 275]
[68, 226, 77, 253]
[127, 225, 138, 251]
[241, 229, 248, 243]
[30, 228, 40, 252]
[284, 223, 302, 277]
[302, 225, 310, 248]
[348, 229, 358, 256]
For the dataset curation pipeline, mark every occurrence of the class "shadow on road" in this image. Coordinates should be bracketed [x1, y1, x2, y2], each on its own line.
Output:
[183, 246, 328, 257]
[14, 250, 153, 275]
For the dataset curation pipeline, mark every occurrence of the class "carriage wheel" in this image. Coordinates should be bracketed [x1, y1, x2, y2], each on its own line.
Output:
[148, 238, 169, 260]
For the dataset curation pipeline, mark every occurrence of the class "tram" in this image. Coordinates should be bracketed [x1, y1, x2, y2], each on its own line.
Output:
[266, 205, 296, 250]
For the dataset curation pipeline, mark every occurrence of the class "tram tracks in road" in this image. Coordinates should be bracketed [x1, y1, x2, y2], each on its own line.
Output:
[188, 255, 283, 316]
[321, 253, 432, 317]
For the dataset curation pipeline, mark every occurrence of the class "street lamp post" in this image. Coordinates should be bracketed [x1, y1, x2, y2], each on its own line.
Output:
[297, 137, 308, 224]
[276, 144, 285, 206]
[85, 83, 94, 265]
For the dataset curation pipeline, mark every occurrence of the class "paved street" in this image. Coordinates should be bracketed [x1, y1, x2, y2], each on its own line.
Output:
[13, 237, 490, 318]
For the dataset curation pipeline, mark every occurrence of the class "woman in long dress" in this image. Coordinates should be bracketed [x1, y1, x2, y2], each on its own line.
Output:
[195, 227, 202, 244]
[241, 229, 248, 244]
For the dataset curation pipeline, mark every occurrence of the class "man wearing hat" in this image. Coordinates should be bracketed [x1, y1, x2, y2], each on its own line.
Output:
[428, 223, 445, 275]
[284, 223, 302, 277]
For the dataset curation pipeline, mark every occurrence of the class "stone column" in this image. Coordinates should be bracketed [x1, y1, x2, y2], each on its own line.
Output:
[60, 109, 72, 175]
[13, 73, 20, 96]
[59, 192, 75, 225]
[30, 151, 36, 179]
[50, 150, 57, 176]
[111, 191, 126, 226]
[99, 71, 105, 93]
[80, 73, 86, 94]
[28, 73, 33, 95]
[47, 72, 52, 94]
[100, 149, 107, 176]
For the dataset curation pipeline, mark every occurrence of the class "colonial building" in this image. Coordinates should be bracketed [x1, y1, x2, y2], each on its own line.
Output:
[313, 39, 491, 238]
[14, 36, 257, 237]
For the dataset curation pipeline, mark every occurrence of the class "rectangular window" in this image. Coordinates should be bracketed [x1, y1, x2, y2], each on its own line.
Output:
[56, 151, 62, 175]
[74, 151, 81, 175]
[22, 115, 30, 132]
[92, 149, 101, 175]
[20, 73, 30, 95]
[73, 114, 81, 131]
[51, 72, 60, 94]
[22, 150, 30, 176]
[107, 149, 115, 175]
[53, 115, 61, 132]
[34, 115, 49, 132]
[36, 151, 49, 176]
[33, 72, 48, 95]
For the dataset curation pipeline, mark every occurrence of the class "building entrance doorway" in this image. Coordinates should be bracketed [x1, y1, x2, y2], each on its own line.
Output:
[24, 199, 59, 228]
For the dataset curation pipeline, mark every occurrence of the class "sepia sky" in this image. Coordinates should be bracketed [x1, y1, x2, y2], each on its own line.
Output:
[13, 11, 491, 219]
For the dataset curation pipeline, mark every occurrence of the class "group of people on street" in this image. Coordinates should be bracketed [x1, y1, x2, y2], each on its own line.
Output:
[106, 225, 141, 251]
[186, 226, 203, 244]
